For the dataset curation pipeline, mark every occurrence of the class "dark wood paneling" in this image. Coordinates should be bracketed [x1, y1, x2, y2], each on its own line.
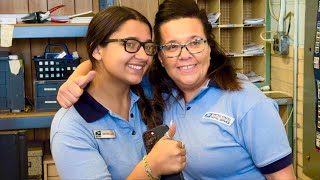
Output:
[0, 0, 29, 13]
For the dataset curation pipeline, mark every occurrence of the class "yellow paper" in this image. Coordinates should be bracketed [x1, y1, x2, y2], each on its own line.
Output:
[0, 24, 14, 47]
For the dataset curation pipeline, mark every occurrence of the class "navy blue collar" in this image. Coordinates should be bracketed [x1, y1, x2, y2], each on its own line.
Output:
[73, 79, 218, 123]
[74, 91, 109, 123]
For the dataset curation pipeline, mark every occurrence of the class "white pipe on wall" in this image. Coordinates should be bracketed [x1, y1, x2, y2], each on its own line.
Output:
[278, 0, 286, 33]
[293, 0, 299, 174]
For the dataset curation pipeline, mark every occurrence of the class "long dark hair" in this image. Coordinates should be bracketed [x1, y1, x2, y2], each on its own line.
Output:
[86, 6, 158, 129]
[148, 0, 242, 122]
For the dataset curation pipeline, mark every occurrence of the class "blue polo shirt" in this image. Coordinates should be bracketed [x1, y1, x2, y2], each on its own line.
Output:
[163, 80, 292, 179]
[50, 90, 147, 180]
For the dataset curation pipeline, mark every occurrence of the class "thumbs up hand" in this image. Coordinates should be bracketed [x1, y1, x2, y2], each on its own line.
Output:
[147, 122, 186, 176]
[163, 121, 176, 140]
[76, 70, 96, 89]
[57, 70, 96, 108]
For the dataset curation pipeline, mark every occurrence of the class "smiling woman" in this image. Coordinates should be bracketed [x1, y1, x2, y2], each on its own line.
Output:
[89, 19, 152, 86]
[154, 18, 212, 100]
[50, 6, 186, 180]
[148, 0, 296, 179]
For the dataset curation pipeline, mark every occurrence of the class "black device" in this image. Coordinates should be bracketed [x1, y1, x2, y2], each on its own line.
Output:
[143, 125, 184, 180]
[143, 124, 169, 153]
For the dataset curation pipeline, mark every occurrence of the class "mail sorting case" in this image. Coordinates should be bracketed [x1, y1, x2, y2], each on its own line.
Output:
[34, 80, 65, 112]
[33, 44, 80, 80]
[0, 53, 25, 112]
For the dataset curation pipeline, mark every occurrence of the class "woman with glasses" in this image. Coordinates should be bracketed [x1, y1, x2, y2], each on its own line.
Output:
[148, 0, 295, 179]
[57, 0, 295, 179]
[50, 6, 186, 180]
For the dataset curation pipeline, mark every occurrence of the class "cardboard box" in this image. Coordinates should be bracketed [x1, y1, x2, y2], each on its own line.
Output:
[43, 155, 60, 180]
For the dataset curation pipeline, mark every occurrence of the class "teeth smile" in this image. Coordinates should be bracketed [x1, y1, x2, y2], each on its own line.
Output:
[128, 64, 143, 70]
[180, 65, 195, 70]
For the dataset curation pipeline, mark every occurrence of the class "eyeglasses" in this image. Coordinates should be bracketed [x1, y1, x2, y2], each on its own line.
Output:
[159, 38, 208, 58]
[104, 38, 157, 56]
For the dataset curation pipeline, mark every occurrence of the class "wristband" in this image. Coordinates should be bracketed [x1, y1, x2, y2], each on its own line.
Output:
[143, 155, 160, 180]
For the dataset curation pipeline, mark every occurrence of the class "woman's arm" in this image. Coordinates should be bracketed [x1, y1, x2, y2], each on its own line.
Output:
[68, 60, 93, 80]
[241, 98, 296, 179]
[57, 60, 95, 108]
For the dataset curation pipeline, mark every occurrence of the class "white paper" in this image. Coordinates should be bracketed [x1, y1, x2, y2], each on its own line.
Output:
[9, 60, 21, 75]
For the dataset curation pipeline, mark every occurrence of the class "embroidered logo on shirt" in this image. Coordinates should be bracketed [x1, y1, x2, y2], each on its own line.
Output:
[203, 112, 235, 126]
[93, 130, 116, 139]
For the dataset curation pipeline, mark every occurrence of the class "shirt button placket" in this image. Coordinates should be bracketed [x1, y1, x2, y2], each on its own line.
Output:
[130, 113, 135, 135]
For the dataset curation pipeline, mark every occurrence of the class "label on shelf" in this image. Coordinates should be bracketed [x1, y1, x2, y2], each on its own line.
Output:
[0, 24, 14, 47]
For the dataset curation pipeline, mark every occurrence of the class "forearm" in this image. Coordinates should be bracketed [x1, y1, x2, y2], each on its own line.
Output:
[69, 60, 93, 81]
[127, 156, 160, 180]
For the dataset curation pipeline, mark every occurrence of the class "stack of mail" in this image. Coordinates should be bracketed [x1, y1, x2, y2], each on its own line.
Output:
[243, 42, 264, 55]
[243, 18, 265, 25]
[236, 72, 249, 81]
[245, 71, 265, 83]
[208, 13, 220, 27]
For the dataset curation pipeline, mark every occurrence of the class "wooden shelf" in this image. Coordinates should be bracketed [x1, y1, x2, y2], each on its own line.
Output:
[0, 111, 55, 130]
[213, 24, 265, 28]
[0, 23, 88, 38]
[219, 24, 244, 28]
[227, 53, 265, 57]
[243, 24, 266, 28]
[199, 0, 269, 86]
[0, 23, 87, 130]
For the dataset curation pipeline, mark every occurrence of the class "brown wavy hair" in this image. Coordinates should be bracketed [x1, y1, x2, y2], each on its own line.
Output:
[86, 6, 158, 129]
[148, 0, 242, 123]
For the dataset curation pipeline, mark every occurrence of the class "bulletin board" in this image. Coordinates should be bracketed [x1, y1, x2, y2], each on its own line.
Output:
[303, 0, 320, 178]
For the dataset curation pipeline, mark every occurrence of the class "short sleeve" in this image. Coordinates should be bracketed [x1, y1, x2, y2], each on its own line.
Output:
[240, 98, 292, 168]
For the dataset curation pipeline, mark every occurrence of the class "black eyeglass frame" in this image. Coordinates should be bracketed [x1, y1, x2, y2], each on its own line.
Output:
[159, 38, 208, 58]
[104, 38, 157, 56]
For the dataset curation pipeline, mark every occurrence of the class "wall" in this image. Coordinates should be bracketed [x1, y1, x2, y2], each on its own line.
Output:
[269, 0, 312, 179]
[115, 0, 158, 26]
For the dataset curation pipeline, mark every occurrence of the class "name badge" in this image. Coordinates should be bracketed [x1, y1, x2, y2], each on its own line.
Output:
[93, 130, 116, 139]
[203, 112, 235, 126]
